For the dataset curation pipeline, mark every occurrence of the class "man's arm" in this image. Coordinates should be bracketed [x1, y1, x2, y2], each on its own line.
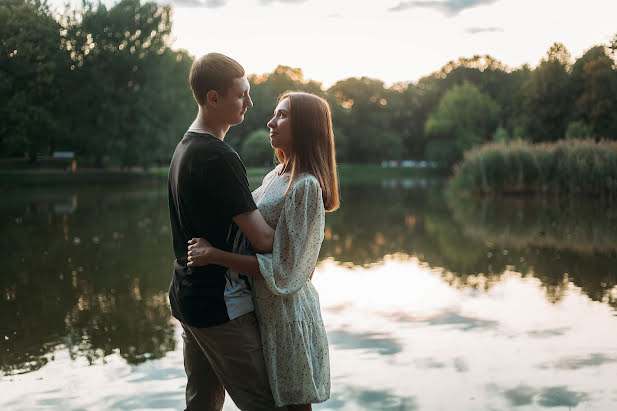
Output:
[233, 209, 274, 253]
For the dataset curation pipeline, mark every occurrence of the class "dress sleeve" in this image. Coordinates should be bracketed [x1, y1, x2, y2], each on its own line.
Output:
[256, 176, 325, 296]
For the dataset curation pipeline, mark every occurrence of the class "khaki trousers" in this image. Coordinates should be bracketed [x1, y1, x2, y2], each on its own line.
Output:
[181, 312, 282, 411]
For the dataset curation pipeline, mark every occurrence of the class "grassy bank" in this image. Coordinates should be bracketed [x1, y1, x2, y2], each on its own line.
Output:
[0, 163, 441, 189]
[448, 139, 617, 197]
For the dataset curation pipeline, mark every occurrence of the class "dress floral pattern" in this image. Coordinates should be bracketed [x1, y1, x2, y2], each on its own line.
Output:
[246, 164, 330, 407]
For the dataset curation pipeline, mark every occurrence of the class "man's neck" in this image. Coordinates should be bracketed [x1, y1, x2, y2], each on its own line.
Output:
[189, 107, 229, 140]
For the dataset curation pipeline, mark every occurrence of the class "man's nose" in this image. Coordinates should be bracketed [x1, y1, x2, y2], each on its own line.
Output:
[246, 95, 253, 108]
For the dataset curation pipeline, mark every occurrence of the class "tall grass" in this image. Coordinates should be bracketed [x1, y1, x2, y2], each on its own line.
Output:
[448, 138, 617, 197]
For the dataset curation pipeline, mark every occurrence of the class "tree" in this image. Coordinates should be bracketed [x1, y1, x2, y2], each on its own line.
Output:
[565, 121, 593, 139]
[327, 77, 403, 162]
[571, 47, 617, 138]
[240, 129, 274, 166]
[64, 0, 174, 167]
[0, 0, 67, 160]
[518, 43, 573, 142]
[424, 82, 500, 167]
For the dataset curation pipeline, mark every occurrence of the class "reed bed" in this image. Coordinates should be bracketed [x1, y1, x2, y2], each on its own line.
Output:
[448, 138, 617, 197]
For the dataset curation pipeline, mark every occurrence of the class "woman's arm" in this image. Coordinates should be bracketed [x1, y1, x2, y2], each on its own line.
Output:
[187, 238, 262, 276]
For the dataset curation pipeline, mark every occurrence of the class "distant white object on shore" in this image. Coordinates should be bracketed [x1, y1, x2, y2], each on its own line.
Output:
[381, 160, 438, 168]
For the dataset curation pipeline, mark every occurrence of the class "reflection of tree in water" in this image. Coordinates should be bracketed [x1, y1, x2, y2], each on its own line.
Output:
[320, 183, 617, 310]
[446, 194, 617, 254]
[445, 193, 617, 308]
[1, 186, 176, 375]
[3, 182, 617, 375]
[320, 183, 434, 266]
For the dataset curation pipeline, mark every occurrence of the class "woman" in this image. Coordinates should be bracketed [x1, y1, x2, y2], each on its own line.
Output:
[187, 91, 339, 410]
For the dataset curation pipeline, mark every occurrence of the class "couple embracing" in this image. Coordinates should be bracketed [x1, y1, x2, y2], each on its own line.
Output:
[167, 53, 338, 410]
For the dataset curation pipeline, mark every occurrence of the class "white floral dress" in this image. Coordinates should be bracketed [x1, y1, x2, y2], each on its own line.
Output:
[240, 165, 330, 406]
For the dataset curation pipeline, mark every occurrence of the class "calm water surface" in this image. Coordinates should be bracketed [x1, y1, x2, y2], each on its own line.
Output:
[1, 178, 617, 410]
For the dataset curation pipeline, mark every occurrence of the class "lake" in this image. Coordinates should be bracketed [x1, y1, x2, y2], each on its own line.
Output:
[1, 176, 617, 410]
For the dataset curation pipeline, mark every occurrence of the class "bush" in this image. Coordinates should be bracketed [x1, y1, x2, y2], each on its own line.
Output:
[449, 138, 617, 197]
[240, 129, 275, 166]
[565, 121, 593, 139]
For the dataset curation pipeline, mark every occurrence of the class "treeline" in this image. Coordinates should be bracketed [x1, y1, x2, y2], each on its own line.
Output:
[1, 0, 194, 167]
[2, 0, 617, 167]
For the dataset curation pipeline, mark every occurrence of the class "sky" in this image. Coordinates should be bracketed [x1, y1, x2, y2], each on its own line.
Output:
[53, 0, 617, 88]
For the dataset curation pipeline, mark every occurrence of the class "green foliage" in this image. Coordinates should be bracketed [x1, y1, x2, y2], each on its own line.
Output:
[240, 129, 274, 166]
[326, 77, 404, 162]
[565, 121, 593, 139]
[449, 139, 617, 197]
[0, 0, 194, 167]
[572, 50, 617, 138]
[0, 0, 67, 160]
[518, 43, 574, 142]
[63, 0, 192, 167]
[493, 126, 510, 142]
[1, 10, 616, 171]
[424, 82, 500, 166]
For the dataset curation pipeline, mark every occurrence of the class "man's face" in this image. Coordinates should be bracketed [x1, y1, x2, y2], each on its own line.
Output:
[217, 76, 253, 126]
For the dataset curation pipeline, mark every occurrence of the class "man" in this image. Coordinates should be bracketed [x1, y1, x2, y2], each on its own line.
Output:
[167, 53, 277, 410]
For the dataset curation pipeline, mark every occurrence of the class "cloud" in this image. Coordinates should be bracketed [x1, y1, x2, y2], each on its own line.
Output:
[504, 385, 538, 407]
[537, 386, 589, 408]
[388, 0, 499, 16]
[328, 329, 403, 355]
[465, 27, 504, 34]
[541, 353, 617, 370]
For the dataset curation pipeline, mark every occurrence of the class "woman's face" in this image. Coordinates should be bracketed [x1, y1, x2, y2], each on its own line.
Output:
[267, 97, 292, 155]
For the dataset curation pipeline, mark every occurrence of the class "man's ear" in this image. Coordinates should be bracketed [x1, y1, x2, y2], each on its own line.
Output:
[206, 90, 218, 108]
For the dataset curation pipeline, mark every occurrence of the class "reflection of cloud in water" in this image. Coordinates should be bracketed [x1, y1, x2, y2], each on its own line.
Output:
[527, 327, 570, 338]
[414, 357, 446, 369]
[539, 353, 617, 370]
[423, 310, 498, 331]
[328, 329, 402, 355]
[503, 384, 538, 406]
[453, 357, 469, 372]
[537, 386, 589, 407]
[322, 386, 418, 410]
[385, 309, 498, 332]
[324, 303, 349, 314]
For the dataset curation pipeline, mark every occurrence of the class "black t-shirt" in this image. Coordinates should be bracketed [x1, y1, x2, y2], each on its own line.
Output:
[167, 131, 257, 327]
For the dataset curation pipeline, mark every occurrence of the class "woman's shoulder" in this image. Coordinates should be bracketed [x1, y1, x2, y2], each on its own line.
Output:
[292, 172, 318, 185]
[289, 173, 321, 199]
[262, 164, 283, 182]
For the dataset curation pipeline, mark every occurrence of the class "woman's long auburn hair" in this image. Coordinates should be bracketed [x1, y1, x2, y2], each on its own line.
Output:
[275, 91, 339, 212]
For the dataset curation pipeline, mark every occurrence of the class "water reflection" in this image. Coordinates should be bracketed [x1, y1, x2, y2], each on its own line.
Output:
[2, 180, 617, 410]
[1, 187, 175, 375]
[314, 259, 617, 410]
